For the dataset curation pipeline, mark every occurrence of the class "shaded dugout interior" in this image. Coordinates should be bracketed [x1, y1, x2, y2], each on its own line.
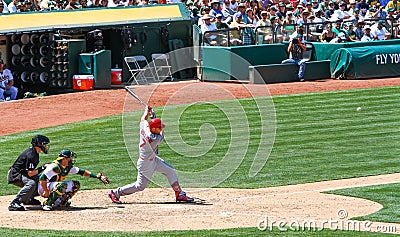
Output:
[0, 4, 192, 96]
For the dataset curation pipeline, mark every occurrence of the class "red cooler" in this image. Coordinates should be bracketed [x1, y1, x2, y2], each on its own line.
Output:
[111, 69, 122, 85]
[73, 75, 94, 90]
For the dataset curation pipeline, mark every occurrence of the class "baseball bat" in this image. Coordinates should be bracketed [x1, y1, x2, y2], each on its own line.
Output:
[125, 86, 148, 107]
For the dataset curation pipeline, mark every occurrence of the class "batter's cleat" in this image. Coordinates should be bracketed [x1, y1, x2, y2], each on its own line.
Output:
[176, 191, 194, 202]
[8, 201, 25, 211]
[25, 198, 42, 205]
[42, 205, 54, 211]
[108, 190, 122, 204]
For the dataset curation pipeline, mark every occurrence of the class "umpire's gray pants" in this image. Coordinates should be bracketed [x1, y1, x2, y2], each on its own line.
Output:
[10, 173, 39, 204]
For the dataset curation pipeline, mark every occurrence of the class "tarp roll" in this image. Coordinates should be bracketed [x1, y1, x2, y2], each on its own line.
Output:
[330, 45, 400, 79]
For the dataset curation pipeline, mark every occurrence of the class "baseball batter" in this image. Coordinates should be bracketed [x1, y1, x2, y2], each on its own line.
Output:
[38, 149, 110, 211]
[0, 59, 18, 101]
[108, 106, 194, 203]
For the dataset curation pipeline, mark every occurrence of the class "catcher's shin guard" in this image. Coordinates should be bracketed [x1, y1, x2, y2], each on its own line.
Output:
[71, 180, 80, 195]
[45, 182, 67, 206]
[53, 181, 80, 207]
[58, 192, 74, 207]
[60, 181, 80, 206]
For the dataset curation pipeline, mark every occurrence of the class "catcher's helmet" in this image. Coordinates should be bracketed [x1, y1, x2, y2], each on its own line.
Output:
[58, 149, 77, 159]
[31, 134, 50, 154]
[149, 118, 165, 130]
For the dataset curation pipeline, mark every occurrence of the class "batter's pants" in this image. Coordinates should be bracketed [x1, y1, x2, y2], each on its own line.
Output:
[115, 156, 178, 198]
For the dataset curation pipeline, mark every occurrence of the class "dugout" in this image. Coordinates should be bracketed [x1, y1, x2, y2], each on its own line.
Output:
[0, 4, 192, 97]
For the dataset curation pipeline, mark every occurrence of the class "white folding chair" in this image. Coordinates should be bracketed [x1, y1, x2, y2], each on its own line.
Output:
[124, 55, 155, 85]
[151, 53, 173, 82]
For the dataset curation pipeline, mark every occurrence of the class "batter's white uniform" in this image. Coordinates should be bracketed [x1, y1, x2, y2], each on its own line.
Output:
[114, 119, 178, 197]
[0, 69, 18, 100]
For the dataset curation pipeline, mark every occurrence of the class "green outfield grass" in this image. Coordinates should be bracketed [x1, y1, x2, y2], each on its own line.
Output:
[0, 227, 397, 237]
[327, 183, 400, 223]
[1, 86, 400, 235]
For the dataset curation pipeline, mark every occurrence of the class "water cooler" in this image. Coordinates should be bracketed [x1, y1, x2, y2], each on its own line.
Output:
[78, 49, 111, 89]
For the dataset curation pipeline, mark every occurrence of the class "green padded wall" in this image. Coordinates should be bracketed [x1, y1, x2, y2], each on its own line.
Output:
[249, 60, 331, 84]
[202, 44, 288, 81]
[202, 47, 232, 81]
[202, 38, 400, 82]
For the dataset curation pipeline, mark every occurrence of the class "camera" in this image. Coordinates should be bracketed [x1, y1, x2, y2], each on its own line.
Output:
[292, 38, 298, 44]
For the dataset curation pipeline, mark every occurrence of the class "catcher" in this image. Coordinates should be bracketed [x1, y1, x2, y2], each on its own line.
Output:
[38, 149, 109, 211]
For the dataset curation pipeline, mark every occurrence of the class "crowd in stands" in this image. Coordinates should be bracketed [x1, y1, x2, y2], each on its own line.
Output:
[1, 0, 397, 43]
[191, 0, 400, 45]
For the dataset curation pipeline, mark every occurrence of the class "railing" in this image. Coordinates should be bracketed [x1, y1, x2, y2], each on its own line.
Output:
[202, 28, 240, 47]
[202, 18, 399, 46]
[201, 26, 266, 47]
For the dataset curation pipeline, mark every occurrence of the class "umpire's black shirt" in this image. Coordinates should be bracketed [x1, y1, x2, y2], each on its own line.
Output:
[11, 147, 39, 176]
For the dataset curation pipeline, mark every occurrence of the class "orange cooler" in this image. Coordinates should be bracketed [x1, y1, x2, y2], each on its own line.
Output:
[111, 69, 122, 85]
[73, 75, 94, 90]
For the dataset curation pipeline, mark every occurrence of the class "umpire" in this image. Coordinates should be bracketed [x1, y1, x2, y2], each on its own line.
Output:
[7, 134, 50, 211]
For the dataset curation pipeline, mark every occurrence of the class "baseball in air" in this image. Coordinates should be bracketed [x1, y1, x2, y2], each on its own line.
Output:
[356, 107, 362, 112]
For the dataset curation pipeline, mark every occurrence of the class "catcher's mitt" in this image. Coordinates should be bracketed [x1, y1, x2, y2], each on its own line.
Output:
[97, 173, 110, 185]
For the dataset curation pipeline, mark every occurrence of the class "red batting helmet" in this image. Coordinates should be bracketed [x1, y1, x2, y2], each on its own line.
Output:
[149, 118, 165, 130]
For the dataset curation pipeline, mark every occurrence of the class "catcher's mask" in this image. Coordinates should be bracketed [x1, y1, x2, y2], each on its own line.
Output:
[58, 149, 77, 165]
[31, 134, 50, 154]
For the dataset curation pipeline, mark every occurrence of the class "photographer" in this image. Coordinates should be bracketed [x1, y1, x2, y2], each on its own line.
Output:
[281, 34, 307, 82]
